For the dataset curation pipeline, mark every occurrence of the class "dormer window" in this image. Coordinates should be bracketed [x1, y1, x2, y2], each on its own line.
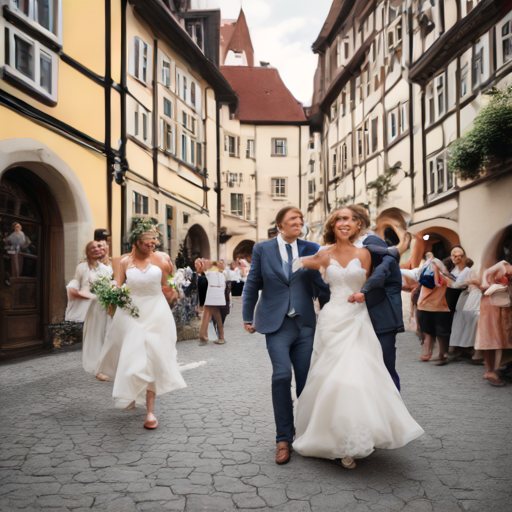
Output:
[186, 20, 204, 51]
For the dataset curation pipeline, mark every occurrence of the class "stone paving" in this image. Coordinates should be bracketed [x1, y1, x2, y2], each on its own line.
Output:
[1, 298, 511, 512]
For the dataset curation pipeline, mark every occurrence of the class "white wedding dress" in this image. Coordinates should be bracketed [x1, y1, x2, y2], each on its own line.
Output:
[293, 258, 424, 460]
[96, 265, 186, 408]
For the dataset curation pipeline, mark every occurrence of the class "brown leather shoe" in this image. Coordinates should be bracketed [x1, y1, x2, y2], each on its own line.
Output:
[276, 441, 291, 465]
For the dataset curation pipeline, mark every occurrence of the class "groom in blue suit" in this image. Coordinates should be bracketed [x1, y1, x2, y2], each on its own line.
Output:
[242, 206, 330, 465]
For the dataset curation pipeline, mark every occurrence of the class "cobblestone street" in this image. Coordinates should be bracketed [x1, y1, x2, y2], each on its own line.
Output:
[1, 298, 511, 512]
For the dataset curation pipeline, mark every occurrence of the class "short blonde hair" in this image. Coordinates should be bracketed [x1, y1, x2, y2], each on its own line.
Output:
[323, 205, 370, 245]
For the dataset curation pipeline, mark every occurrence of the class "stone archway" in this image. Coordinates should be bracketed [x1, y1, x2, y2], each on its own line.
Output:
[176, 224, 211, 268]
[0, 139, 95, 281]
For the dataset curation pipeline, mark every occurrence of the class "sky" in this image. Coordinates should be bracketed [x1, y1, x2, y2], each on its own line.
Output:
[195, 0, 334, 106]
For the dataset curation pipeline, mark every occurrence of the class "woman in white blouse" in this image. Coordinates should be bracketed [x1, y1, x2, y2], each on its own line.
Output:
[198, 260, 226, 344]
[65, 241, 113, 377]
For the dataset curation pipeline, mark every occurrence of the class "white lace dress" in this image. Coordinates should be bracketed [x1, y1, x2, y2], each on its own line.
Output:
[96, 264, 186, 408]
[293, 258, 424, 460]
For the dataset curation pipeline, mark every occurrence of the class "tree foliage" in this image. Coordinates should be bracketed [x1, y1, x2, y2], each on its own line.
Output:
[448, 86, 512, 180]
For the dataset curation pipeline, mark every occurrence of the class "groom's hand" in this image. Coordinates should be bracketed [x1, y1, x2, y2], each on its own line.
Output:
[348, 292, 365, 303]
[244, 322, 256, 333]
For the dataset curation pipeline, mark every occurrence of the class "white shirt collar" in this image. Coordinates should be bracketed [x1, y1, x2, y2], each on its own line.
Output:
[277, 233, 299, 262]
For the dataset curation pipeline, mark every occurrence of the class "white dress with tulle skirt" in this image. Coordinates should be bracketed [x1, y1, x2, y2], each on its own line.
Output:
[96, 264, 186, 408]
[293, 258, 424, 460]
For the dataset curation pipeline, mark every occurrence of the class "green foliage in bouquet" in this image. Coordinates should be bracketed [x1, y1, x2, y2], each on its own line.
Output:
[448, 86, 512, 180]
[90, 275, 140, 318]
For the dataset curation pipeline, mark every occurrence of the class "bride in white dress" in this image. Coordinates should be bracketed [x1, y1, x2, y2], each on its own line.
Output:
[292, 207, 424, 469]
[96, 230, 186, 429]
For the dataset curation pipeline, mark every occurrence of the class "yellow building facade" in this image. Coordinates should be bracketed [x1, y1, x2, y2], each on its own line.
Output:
[0, 0, 236, 360]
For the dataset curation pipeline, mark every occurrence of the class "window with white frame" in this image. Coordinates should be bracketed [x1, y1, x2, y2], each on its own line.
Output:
[343, 143, 348, 170]
[389, 111, 398, 142]
[331, 101, 338, 121]
[461, 64, 468, 97]
[308, 179, 315, 199]
[183, 76, 187, 101]
[356, 129, 363, 161]
[191, 82, 196, 107]
[132, 103, 151, 144]
[3, 24, 58, 102]
[309, 160, 315, 173]
[400, 102, 408, 134]
[159, 118, 175, 154]
[12, 0, 60, 38]
[225, 135, 239, 157]
[472, 46, 483, 89]
[502, 20, 512, 64]
[196, 142, 202, 169]
[230, 193, 243, 216]
[272, 138, 287, 156]
[186, 20, 204, 51]
[364, 121, 370, 157]
[271, 178, 287, 198]
[245, 196, 251, 220]
[181, 134, 187, 162]
[332, 151, 338, 176]
[133, 191, 149, 215]
[162, 57, 171, 88]
[163, 97, 173, 119]
[356, 75, 363, 103]
[429, 160, 435, 194]
[344, 39, 350, 60]
[246, 139, 255, 158]
[190, 139, 195, 165]
[341, 87, 346, 116]
[132, 36, 151, 85]
[427, 82, 435, 124]
[436, 75, 444, 117]
[436, 156, 444, 193]
[371, 117, 378, 153]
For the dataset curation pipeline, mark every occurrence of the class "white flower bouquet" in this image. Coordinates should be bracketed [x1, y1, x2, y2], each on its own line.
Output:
[90, 275, 140, 318]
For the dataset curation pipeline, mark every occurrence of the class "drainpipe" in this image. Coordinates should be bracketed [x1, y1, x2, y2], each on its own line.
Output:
[298, 125, 302, 209]
[216, 98, 221, 259]
[105, 0, 112, 238]
[254, 125, 259, 241]
[152, 38, 158, 188]
[408, 5, 415, 217]
[203, 87, 209, 211]
[421, 86, 428, 205]
[120, 0, 128, 253]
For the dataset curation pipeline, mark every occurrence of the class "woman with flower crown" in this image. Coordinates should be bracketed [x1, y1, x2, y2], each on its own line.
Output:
[96, 227, 186, 429]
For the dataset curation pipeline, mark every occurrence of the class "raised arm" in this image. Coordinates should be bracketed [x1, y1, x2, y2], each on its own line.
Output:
[294, 248, 331, 272]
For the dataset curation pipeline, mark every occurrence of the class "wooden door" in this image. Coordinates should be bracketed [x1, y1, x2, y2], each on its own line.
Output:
[0, 177, 44, 359]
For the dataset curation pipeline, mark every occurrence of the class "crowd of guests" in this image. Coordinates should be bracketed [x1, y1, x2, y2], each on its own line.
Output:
[403, 244, 512, 387]
[194, 257, 249, 345]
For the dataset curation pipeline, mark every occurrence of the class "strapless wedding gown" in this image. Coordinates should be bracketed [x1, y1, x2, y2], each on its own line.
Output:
[96, 265, 186, 408]
[293, 258, 424, 460]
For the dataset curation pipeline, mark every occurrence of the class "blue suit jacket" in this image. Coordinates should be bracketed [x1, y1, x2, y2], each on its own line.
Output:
[242, 238, 330, 334]
[361, 234, 404, 334]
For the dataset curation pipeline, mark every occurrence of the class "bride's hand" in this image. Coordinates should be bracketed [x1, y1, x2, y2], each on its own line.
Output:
[348, 292, 365, 303]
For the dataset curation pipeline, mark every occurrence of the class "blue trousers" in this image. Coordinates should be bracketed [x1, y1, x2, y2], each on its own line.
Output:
[377, 330, 401, 392]
[265, 316, 314, 444]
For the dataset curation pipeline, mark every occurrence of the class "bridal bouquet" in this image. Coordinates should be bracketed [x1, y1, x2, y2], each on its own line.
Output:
[90, 275, 140, 318]
[168, 267, 192, 293]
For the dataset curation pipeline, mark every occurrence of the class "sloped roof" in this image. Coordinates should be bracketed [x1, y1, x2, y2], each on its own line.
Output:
[220, 9, 254, 67]
[220, 66, 307, 123]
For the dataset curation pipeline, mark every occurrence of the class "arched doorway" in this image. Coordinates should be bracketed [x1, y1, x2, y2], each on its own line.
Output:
[233, 239, 255, 262]
[0, 168, 64, 360]
[176, 224, 211, 268]
[408, 227, 460, 269]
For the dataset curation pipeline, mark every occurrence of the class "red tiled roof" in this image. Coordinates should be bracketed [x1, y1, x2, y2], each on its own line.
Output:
[220, 66, 307, 123]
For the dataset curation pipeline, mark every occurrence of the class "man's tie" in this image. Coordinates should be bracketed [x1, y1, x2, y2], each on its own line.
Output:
[286, 244, 293, 279]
